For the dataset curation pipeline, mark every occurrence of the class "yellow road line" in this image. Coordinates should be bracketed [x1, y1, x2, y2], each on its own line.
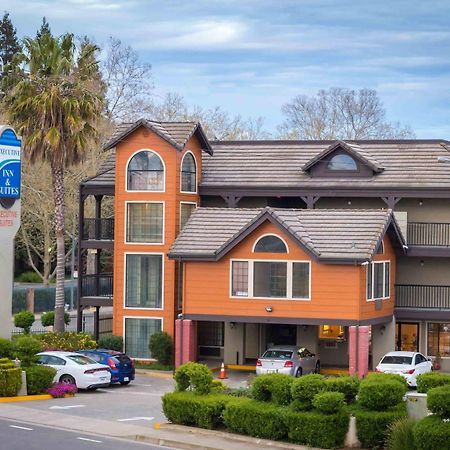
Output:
[0, 394, 53, 403]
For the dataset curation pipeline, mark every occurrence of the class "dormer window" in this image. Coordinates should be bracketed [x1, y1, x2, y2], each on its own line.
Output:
[327, 154, 358, 171]
[253, 235, 288, 253]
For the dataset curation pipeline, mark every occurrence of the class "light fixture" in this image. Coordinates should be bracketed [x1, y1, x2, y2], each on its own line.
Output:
[265, 306, 273, 313]
[347, 200, 352, 206]
[419, 200, 423, 206]
[420, 260, 425, 267]
[380, 325, 386, 335]
[229, 322, 236, 329]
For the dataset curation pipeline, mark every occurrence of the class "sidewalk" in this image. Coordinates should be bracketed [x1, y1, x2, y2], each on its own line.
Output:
[0, 403, 317, 450]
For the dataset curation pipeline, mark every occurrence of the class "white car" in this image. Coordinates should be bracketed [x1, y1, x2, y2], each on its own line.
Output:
[37, 351, 111, 390]
[375, 351, 432, 387]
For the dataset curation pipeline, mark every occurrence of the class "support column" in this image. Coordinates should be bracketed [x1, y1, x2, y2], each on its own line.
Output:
[224, 322, 244, 365]
[371, 317, 395, 370]
[348, 326, 357, 376]
[76, 191, 86, 332]
[175, 319, 197, 367]
[358, 326, 370, 378]
[93, 306, 100, 341]
[222, 195, 242, 208]
[301, 195, 320, 209]
[381, 196, 401, 210]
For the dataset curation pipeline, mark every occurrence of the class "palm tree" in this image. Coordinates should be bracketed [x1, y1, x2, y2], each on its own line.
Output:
[3, 33, 103, 332]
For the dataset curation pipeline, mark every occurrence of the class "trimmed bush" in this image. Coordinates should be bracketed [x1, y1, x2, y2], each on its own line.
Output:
[25, 366, 57, 394]
[354, 403, 407, 449]
[427, 385, 450, 418]
[223, 397, 288, 441]
[0, 358, 21, 397]
[416, 372, 450, 393]
[413, 415, 450, 450]
[210, 379, 226, 393]
[14, 311, 35, 334]
[386, 417, 417, 450]
[162, 392, 231, 429]
[15, 271, 42, 283]
[285, 408, 350, 449]
[291, 374, 326, 411]
[225, 386, 252, 398]
[366, 372, 408, 389]
[12, 336, 43, 367]
[41, 311, 70, 327]
[149, 331, 173, 365]
[358, 378, 407, 411]
[97, 335, 123, 352]
[252, 373, 293, 405]
[35, 332, 96, 351]
[325, 375, 360, 403]
[174, 362, 213, 395]
[0, 338, 13, 359]
[312, 391, 345, 414]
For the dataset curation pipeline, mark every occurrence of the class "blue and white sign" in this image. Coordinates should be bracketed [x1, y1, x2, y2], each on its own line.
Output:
[0, 127, 21, 199]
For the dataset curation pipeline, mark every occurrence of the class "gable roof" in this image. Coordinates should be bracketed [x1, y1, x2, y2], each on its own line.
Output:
[169, 207, 406, 263]
[302, 140, 384, 173]
[103, 119, 213, 155]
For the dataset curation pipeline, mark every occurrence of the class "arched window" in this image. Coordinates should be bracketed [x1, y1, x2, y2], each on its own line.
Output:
[181, 152, 196, 192]
[127, 151, 164, 191]
[376, 241, 384, 255]
[254, 235, 288, 253]
[327, 154, 358, 171]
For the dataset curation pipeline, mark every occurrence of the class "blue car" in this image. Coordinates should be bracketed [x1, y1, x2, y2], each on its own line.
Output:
[77, 349, 135, 385]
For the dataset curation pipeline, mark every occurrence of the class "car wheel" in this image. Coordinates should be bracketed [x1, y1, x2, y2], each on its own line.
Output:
[314, 361, 321, 374]
[295, 367, 302, 377]
[120, 381, 131, 385]
[59, 374, 76, 386]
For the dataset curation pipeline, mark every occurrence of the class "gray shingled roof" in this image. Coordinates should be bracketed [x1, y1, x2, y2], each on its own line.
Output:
[202, 140, 450, 189]
[169, 207, 405, 263]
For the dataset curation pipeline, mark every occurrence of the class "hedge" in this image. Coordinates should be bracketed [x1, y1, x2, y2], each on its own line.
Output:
[358, 378, 407, 411]
[12, 336, 43, 367]
[24, 366, 56, 395]
[223, 397, 288, 441]
[413, 416, 450, 450]
[35, 332, 96, 351]
[427, 385, 450, 418]
[174, 362, 213, 395]
[162, 392, 232, 429]
[0, 338, 13, 359]
[291, 374, 326, 411]
[354, 403, 407, 449]
[416, 372, 450, 393]
[365, 372, 408, 388]
[312, 391, 345, 414]
[0, 358, 21, 397]
[252, 373, 293, 405]
[325, 376, 360, 403]
[97, 335, 123, 352]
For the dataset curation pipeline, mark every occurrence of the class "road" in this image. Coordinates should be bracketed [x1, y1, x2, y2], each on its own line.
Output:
[1, 418, 174, 450]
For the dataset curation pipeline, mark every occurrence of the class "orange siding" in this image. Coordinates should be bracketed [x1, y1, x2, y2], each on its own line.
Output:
[113, 126, 202, 339]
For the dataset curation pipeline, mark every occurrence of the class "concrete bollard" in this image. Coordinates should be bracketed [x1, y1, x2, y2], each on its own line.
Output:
[18, 370, 27, 396]
[344, 416, 361, 448]
[406, 392, 429, 421]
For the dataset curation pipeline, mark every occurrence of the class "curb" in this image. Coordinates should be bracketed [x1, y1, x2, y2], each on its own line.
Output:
[0, 394, 52, 403]
[135, 369, 173, 379]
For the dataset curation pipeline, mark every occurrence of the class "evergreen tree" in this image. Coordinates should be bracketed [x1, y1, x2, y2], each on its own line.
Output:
[0, 11, 21, 70]
[36, 17, 51, 41]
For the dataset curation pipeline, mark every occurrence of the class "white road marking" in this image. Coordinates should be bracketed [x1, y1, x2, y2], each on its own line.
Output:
[117, 416, 154, 422]
[76, 437, 103, 443]
[97, 389, 161, 396]
[133, 383, 152, 387]
[49, 404, 86, 410]
[9, 425, 33, 431]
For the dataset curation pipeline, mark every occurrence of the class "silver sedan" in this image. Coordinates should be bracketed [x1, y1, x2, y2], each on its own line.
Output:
[256, 346, 320, 377]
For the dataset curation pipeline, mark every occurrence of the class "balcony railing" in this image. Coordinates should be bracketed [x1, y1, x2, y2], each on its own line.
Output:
[396, 284, 450, 309]
[81, 273, 113, 297]
[407, 222, 450, 247]
[82, 218, 114, 241]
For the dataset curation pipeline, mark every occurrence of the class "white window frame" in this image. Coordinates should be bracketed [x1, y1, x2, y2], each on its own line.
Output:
[126, 149, 166, 193]
[123, 316, 163, 361]
[179, 201, 197, 231]
[125, 201, 165, 245]
[123, 252, 165, 311]
[366, 260, 390, 301]
[229, 259, 311, 301]
[180, 151, 198, 194]
[252, 233, 290, 253]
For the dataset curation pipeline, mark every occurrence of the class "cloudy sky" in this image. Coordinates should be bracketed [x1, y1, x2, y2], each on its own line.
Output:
[4, 0, 450, 137]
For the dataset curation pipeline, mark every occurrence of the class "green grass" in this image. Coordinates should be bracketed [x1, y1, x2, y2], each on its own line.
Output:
[134, 361, 174, 371]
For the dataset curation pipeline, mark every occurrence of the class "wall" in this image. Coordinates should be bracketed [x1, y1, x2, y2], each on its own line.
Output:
[396, 257, 450, 285]
[316, 197, 386, 210]
[372, 317, 396, 369]
[396, 198, 450, 222]
[224, 323, 244, 364]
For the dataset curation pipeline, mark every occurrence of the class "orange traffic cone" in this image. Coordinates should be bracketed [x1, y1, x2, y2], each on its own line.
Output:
[219, 362, 228, 379]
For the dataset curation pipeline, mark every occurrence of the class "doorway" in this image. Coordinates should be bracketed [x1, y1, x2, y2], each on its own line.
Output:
[266, 324, 297, 347]
[396, 322, 419, 352]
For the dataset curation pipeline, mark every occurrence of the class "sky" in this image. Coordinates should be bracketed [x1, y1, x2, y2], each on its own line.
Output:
[3, 0, 450, 138]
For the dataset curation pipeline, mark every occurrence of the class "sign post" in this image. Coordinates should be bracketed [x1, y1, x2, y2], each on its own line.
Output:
[0, 126, 22, 339]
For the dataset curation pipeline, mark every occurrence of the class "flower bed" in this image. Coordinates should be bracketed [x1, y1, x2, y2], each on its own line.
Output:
[47, 382, 78, 398]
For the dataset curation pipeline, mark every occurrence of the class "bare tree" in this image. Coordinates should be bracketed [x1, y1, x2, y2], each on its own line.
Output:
[278, 88, 414, 140]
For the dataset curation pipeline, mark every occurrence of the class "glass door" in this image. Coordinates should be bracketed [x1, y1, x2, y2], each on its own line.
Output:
[396, 322, 419, 352]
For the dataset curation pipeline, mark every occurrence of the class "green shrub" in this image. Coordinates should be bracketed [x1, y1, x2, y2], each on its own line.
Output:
[24, 366, 56, 395]
[225, 386, 252, 398]
[0, 338, 13, 359]
[210, 379, 226, 393]
[366, 372, 408, 389]
[149, 331, 173, 365]
[285, 408, 350, 449]
[312, 391, 345, 414]
[12, 336, 42, 367]
[354, 403, 407, 449]
[14, 311, 35, 334]
[174, 362, 213, 395]
[0, 358, 21, 397]
[252, 373, 293, 405]
[15, 271, 42, 283]
[427, 385, 450, 418]
[413, 415, 450, 450]
[291, 374, 326, 411]
[358, 378, 407, 411]
[416, 372, 450, 393]
[97, 335, 123, 352]
[223, 397, 288, 441]
[41, 311, 70, 327]
[325, 375, 360, 403]
[386, 418, 417, 450]
[162, 392, 231, 429]
[35, 332, 96, 351]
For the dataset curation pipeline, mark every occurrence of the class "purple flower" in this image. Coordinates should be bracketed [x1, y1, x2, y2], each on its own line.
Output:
[47, 382, 78, 398]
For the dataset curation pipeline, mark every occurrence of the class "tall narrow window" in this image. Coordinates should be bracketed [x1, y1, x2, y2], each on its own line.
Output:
[292, 262, 310, 299]
[127, 151, 164, 191]
[181, 152, 196, 192]
[367, 261, 390, 300]
[124, 318, 162, 359]
[126, 203, 163, 243]
[180, 203, 196, 231]
[231, 261, 248, 297]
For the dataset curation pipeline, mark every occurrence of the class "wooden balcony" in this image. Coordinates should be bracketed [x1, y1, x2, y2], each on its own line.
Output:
[81, 273, 113, 298]
[407, 222, 450, 257]
[81, 218, 114, 249]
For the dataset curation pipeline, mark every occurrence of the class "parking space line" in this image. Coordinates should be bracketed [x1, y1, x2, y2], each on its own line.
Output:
[76, 437, 103, 443]
[10, 425, 33, 431]
[117, 416, 154, 422]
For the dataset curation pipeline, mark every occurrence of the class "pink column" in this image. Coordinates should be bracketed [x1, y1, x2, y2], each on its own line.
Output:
[348, 326, 357, 376]
[175, 319, 197, 368]
[175, 319, 182, 367]
[358, 326, 370, 378]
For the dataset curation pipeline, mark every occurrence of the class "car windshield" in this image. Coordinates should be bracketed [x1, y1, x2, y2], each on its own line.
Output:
[262, 350, 293, 359]
[381, 355, 413, 365]
[67, 355, 97, 365]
